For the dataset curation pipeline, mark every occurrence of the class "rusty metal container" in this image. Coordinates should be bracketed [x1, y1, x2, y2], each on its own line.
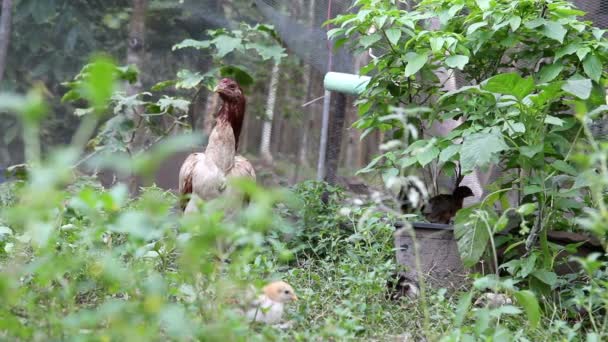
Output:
[394, 222, 470, 290]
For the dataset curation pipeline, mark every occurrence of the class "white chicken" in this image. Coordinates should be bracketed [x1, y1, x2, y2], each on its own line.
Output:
[178, 78, 255, 213]
[241, 281, 298, 326]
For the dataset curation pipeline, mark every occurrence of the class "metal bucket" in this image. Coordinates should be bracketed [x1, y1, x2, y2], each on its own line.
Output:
[394, 222, 470, 290]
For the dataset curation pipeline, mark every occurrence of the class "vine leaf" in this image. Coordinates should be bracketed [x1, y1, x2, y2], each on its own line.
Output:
[514, 290, 541, 329]
[445, 55, 469, 70]
[454, 206, 495, 267]
[404, 52, 427, 77]
[460, 131, 508, 172]
[385, 28, 402, 46]
[562, 78, 592, 100]
[583, 54, 603, 83]
[483, 73, 535, 100]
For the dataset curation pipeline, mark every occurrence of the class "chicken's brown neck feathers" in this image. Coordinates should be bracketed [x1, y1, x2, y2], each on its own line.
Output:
[217, 96, 246, 150]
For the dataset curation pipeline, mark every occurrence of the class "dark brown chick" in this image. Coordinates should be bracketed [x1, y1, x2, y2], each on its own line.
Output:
[422, 186, 474, 224]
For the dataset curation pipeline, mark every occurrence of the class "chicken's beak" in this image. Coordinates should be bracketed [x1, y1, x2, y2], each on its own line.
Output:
[292, 295, 298, 302]
[213, 85, 221, 93]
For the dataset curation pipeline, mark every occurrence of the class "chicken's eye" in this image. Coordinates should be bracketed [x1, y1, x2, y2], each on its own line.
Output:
[284, 290, 290, 294]
[229, 84, 236, 89]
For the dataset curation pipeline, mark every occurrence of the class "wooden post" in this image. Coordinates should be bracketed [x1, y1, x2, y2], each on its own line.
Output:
[0, 0, 13, 84]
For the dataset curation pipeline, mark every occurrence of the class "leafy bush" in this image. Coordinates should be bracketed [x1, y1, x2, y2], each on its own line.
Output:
[330, 0, 608, 339]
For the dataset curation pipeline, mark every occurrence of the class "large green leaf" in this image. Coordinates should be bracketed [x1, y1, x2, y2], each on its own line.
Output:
[404, 52, 428, 77]
[172, 39, 212, 51]
[583, 54, 603, 83]
[246, 43, 286, 64]
[430, 37, 444, 53]
[562, 78, 592, 100]
[82, 56, 118, 111]
[439, 144, 461, 162]
[514, 290, 541, 329]
[538, 63, 563, 83]
[460, 131, 509, 172]
[220, 66, 254, 87]
[175, 70, 205, 89]
[212, 36, 243, 58]
[483, 73, 535, 100]
[542, 22, 567, 43]
[385, 28, 402, 46]
[445, 55, 469, 70]
[360, 33, 382, 48]
[454, 206, 494, 267]
[416, 145, 440, 167]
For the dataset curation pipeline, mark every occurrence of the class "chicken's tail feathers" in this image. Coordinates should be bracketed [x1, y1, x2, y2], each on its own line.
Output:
[178, 153, 200, 212]
[396, 176, 429, 213]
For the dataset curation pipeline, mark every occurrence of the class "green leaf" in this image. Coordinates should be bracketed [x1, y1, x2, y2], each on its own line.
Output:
[475, 0, 490, 10]
[360, 33, 382, 48]
[467, 21, 488, 35]
[83, 56, 118, 111]
[455, 292, 474, 327]
[514, 290, 541, 329]
[576, 47, 591, 61]
[544, 115, 565, 126]
[375, 15, 389, 29]
[439, 144, 461, 162]
[592, 28, 606, 40]
[517, 203, 537, 215]
[525, 18, 546, 29]
[495, 213, 510, 232]
[562, 79, 592, 100]
[246, 43, 286, 64]
[430, 37, 445, 53]
[531, 270, 557, 287]
[445, 55, 469, 70]
[454, 207, 494, 267]
[552, 160, 577, 176]
[326, 28, 344, 39]
[157, 96, 190, 113]
[555, 42, 580, 60]
[523, 185, 542, 195]
[416, 146, 440, 167]
[583, 54, 603, 83]
[404, 52, 427, 77]
[151, 80, 177, 92]
[172, 39, 212, 51]
[220, 66, 254, 87]
[509, 16, 522, 32]
[460, 131, 509, 172]
[538, 63, 563, 83]
[543, 22, 567, 43]
[212, 36, 243, 58]
[357, 154, 385, 174]
[483, 73, 535, 100]
[176, 70, 205, 89]
[385, 28, 402, 46]
[519, 145, 543, 158]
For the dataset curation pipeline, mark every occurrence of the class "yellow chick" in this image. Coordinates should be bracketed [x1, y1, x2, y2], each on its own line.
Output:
[245, 281, 298, 325]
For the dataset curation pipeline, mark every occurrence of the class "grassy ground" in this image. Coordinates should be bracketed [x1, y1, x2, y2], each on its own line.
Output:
[0, 166, 595, 341]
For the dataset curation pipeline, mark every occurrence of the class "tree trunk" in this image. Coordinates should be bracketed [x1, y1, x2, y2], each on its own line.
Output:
[126, 0, 147, 100]
[293, 0, 316, 183]
[294, 69, 314, 182]
[125, 0, 147, 193]
[0, 0, 13, 84]
[259, 62, 280, 163]
[324, 93, 347, 185]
